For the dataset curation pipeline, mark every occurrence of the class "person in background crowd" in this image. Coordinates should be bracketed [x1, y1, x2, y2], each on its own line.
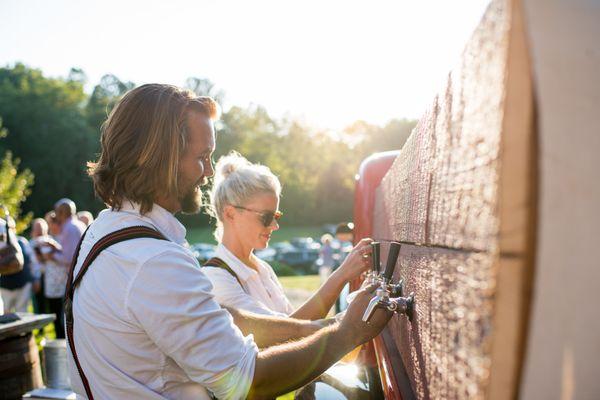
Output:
[32, 214, 66, 337]
[30, 218, 48, 314]
[39, 201, 85, 338]
[77, 210, 94, 226]
[335, 222, 354, 244]
[318, 233, 337, 284]
[0, 225, 34, 314]
[47, 199, 86, 271]
[204, 151, 374, 319]
[0, 211, 24, 314]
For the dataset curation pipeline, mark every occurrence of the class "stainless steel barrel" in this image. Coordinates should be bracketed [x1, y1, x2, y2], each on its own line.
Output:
[42, 339, 70, 390]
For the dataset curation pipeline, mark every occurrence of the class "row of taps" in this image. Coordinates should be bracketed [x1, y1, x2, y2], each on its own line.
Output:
[362, 241, 415, 323]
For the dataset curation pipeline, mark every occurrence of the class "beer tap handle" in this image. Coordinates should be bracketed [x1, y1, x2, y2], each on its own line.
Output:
[371, 241, 380, 275]
[382, 241, 401, 282]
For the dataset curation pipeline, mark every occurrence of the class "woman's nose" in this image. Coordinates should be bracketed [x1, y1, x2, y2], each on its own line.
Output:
[271, 220, 280, 231]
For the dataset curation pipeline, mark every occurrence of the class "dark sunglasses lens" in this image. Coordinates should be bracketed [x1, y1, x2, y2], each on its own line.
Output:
[261, 213, 274, 227]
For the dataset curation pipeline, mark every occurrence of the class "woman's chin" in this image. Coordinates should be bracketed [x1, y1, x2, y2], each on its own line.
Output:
[257, 234, 272, 249]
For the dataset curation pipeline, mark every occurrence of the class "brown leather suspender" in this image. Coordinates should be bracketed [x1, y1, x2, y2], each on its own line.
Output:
[202, 257, 244, 288]
[64, 226, 167, 400]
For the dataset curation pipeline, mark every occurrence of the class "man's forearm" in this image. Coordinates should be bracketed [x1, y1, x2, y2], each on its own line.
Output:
[248, 323, 356, 399]
[227, 307, 322, 348]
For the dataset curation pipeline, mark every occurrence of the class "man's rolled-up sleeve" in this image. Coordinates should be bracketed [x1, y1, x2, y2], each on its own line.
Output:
[127, 248, 258, 400]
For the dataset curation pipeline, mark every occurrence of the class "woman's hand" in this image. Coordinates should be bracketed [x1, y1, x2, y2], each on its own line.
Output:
[336, 238, 374, 282]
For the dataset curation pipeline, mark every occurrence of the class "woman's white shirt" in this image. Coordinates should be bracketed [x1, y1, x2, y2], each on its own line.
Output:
[203, 244, 294, 317]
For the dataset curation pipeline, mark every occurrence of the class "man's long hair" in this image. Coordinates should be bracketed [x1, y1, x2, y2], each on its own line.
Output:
[88, 84, 217, 215]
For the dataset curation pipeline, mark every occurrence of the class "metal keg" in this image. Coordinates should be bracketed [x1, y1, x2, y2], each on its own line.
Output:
[42, 339, 70, 390]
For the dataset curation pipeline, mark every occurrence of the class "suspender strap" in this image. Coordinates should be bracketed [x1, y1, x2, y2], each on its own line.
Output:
[64, 225, 167, 400]
[203, 257, 244, 288]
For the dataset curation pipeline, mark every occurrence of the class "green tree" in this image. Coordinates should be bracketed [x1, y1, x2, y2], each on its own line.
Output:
[185, 77, 225, 107]
[0, 64, 415, 230]
[0, 119, 34, 232]
[86, 74, 135, 133]
[0, 63, 101, 217]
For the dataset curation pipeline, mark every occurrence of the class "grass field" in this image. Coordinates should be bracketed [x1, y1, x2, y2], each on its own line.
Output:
[279, 275, 321, 292]
[186, 225, 325, 245]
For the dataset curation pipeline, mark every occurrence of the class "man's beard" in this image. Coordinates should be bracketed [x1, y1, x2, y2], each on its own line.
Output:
[179, 178, 205, 214]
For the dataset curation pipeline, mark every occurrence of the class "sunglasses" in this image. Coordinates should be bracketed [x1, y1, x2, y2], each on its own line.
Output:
[233, 206, 283, 227]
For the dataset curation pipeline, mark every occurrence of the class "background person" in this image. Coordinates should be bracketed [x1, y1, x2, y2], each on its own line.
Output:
[204, 151, 373, 320]
[76, 210, 94, 226]
[0, 227, 34, 314]
[52, 199, 87, 266]
[32, 213, 66, 337]
[38, 200, 85, 338]
[318, 233, 336, 284]
[29, 218, 48, 314]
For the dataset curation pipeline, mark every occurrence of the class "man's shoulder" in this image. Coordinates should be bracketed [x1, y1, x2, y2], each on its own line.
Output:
[88, 210, 194, 263]
[64, 218, 86, 235]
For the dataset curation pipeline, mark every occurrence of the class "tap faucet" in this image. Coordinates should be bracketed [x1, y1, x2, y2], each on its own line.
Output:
[362, 241, 415, 323]
[389, 279, 404, 297]
[362, 290, 414, 322]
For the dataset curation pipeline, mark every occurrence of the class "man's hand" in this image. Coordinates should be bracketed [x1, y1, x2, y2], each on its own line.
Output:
[338, 284, 393, 347]
[249, 285, 393, 399]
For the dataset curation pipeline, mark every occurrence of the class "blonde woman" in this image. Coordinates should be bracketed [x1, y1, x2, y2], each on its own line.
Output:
[204, 151, 373, 320]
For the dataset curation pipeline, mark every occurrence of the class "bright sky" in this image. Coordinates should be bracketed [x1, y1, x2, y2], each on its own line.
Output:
[1, 0, 490, 130]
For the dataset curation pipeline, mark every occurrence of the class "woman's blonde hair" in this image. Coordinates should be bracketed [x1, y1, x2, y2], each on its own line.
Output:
[88, 84, 217, 214]
[210, 151, 281, 240]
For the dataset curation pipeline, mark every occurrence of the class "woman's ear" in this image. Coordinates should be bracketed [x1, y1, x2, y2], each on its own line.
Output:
[223, 204, 236, 223]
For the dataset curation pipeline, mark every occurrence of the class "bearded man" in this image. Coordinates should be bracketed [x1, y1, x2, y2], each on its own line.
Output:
[67, 84, 391, 399]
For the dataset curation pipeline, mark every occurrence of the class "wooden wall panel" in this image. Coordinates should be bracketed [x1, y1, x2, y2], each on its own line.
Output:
[426, 0, 508, 253]
[378, 103, 436, 244]
[378, 0, 510, 253]
[370, 0, 536, 399]
[381, 245, 496, 400]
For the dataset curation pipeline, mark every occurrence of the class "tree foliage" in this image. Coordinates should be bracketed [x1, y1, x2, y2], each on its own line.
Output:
[0, 64, 103, 218]
[0, 64, 416, 227]
[0, 119, 34, 232]
[86, 74, 135, 132]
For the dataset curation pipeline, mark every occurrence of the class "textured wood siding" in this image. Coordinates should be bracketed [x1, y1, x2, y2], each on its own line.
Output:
[371, 0, 535, 398]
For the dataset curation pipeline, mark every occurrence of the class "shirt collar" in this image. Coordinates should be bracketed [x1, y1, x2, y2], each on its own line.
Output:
[215, 243, 258, 282]
[118, 200, 187, 245]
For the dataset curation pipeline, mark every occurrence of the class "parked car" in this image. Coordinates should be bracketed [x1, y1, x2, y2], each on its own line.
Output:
[190, 243, 217, 264]
[290, 237, 321, 251]
[270, 242, 296, 253]
[254, 247, 276, 262]
[275, 237, 321, 274]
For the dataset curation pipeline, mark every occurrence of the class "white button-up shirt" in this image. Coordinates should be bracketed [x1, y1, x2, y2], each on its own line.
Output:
[67, 202, 258, 400]
[203, 244, 294, 317]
